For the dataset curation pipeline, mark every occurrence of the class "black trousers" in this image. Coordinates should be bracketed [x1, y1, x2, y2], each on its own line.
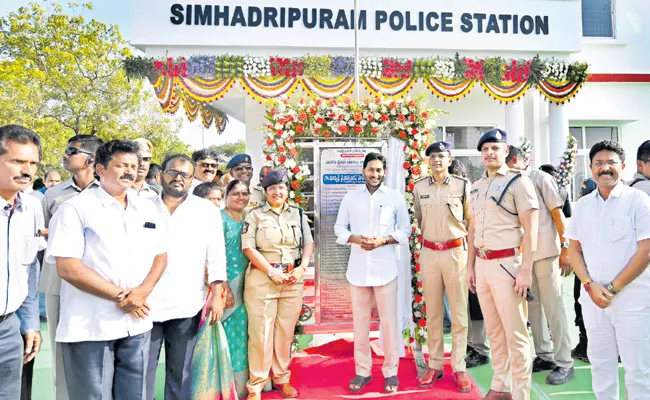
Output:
[573, 275, 587, 338]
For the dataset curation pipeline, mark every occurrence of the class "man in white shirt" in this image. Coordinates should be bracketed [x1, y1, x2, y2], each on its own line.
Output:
[130, 138, 160, 198]
[334, 152, 410, 394]
[0, 125, 45, 400]
[40, 133, 103, 400]
[146, 154, 227, 400]
[565, 140, 650, 400]
[46, 140, 168, 400]
[190, 149, 219, 191]
[628, 140, 650, 195]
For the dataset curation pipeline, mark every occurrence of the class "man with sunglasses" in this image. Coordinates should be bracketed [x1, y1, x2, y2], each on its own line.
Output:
[40, 134, 103, 400]
[146, 154, 226, 400]
[131, 138, 159, 198]
[190, 149, 220, 191]
[227, 153, 266, 210]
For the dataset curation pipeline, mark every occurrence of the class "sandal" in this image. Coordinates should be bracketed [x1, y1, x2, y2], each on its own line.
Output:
[384, 376, 399, 393]
[349, 375, 372, 392]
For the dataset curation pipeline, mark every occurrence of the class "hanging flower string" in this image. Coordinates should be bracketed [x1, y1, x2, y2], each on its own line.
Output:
[519, 137, 533, 167]
[556, 134, 577, 188]
[262, 94, 440, 344]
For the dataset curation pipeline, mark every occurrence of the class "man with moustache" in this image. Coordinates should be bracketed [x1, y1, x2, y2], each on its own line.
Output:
[335, 152, 411, 394]
[46, 140, 168, 399]
[565, 140, 650, 399]
[0, 125, 45, 400]
[40, 134, 103, 399]
[227, 154, 265, 210]
[146, 154, 227, 400]
[413, 141, 472, 392]
[466, 129, 539, 400]
[131, 138, 159, 198]
[190, 149, 219, 191]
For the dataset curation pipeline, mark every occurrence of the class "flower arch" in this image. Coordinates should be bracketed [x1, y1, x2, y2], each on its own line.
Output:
[261, 94, 441, 343]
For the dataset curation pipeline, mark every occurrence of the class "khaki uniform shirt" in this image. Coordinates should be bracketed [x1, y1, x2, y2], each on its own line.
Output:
[527, 169, 563, 261]
[247, 186, 266, 211]
[39, 178, 100, 294]
[628, 172, 650, 195]
[413, 174, 470, 242]
[470, 164, 539, 250]
[129, 181, 160, 198]
[242, 203, 314, 264]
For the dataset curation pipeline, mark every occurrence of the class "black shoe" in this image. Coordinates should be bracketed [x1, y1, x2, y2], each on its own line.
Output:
[546, 366, 575, 385]
[571, 337, 589, 364]
[465, 352, 489, 368]
[532, 357, 556, 373]
[443, 325, 451, 334]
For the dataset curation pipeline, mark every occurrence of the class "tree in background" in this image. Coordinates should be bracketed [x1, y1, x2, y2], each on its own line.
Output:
[208, 140, 246, 171]
[0, 2, 189, 172]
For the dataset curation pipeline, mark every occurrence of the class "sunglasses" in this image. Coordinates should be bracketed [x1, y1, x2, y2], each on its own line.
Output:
[200, 162, 218, 169]
[164, 170, 193, 180]
[142, 157, 151, 162]
[232, 166, 253, 172]
[65, 147, 93, 157]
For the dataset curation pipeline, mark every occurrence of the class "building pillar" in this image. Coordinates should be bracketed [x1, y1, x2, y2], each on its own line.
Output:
[505, 100, 525, 148]
[244, 97, 267, 187]
[548, 103, 569, 166]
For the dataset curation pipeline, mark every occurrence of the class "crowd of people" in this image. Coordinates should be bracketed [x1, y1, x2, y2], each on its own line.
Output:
[0, 122, 649, 400]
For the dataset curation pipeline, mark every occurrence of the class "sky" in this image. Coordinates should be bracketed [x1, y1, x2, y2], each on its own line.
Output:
[0, 0, 245, 150]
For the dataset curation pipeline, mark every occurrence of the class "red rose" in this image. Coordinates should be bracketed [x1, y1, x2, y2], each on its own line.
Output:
[309, 107, 317, 115]
[399, 131, 406, 139]
[417, 235, 423, 243]
[411, 128, 418, 135]
[338, 125, 349, 134]
[353, 125, 363, 133]
[415, 294, 423, 303]
[296, 196, 302, 202]
[371, 127, 379, 134]
[410, 114, 416, 122]
[422, 130, 429, 135]
[422, 305, 427, 314]
[343, 97, 351, 105]
[291, 181, 300, 190]
[287, 137, 294, 144]
[323, 130, 331, 136]
[275, 130, 283, 137]
[417, 281, 423, 288]
[296, 125, 304, 134]
[418, 318, 426, 327]
[421, 112, 428, 118]
[328, 99, 337, 106]
[315, 99, 323, 106]
[270, 108, 276, 116]
[367, 114, 374, 121]
[412, 227, 416, 234]
[293, 166, 300, 174]
[414, 253, 420, 260]
[337, 114, 344, 121]
[266, 138, 274, 146]
[411, 153, 418, 160]
[278, 118, 286, 125]
[266, 154, 272, 161]
[410, 337, 415, 343]
[398, 114, 405, 122]
[298, 112, 307, 121]
[316, 117, 325, 125]
[278, 145, 286, 153]
[286, 115, 294, 122]
[389, 101, 397, 109]
[408, 100, 416, 108]
[313, 128, 319, 134]
[414, 264, 420, 273]
[381, 114, 390, 122]
[407, 182, 415, 191]
[289, 148, 298, 157]
[411, 141, 419, 149]
[328, 113, 336, 119]
[403, 161, 411, 170]
[278, 155, 287, 164]
[353, 113, 362, 122]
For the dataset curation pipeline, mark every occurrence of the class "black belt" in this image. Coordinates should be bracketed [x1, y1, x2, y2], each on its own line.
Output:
[0, 312, 14, 323]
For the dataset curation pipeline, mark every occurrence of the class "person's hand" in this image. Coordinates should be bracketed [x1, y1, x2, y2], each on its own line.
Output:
[587, 282, 613, 309]
[360, 236, 386, 251]
[514, 268, 532, 299]
[559, 248, 572, 277]
[467, 268, 477, 294]
[284, 267, 305, 285]
[270, 271, 285, 285]
[118, 285, 151, 314]
[24, 330, 42, 363]
[223, 284, 235, 309]
[38, 228, 49, 239]
[130, 306, 150, 320]
[207, 291, 224, 326]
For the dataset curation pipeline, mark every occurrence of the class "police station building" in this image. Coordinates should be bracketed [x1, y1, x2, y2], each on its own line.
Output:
[132, 0, 649, 198]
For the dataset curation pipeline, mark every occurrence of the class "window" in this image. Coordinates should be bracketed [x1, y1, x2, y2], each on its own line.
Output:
[443, 126, 494, 182]
[568, 126, 620, 199]
[582, 0, 614, 38]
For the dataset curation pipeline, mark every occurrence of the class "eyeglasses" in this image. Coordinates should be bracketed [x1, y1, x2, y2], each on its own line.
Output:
[65, 147, 93, 157]
[164, 170, 193, 180]
[266, 185, 288, 192]
[592, 160, 621, 168]
[232, 166, 253, 172]
[200, 162, 218, 169]
[142, 157, 151, 162]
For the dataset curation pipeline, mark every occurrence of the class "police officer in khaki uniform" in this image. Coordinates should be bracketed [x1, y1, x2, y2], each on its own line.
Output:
[506, 146, 575, 385]
[241, 169, 314, 400]
[466, 129, 539, 400]
[413, 141, 472, 393]
[227, 154, 266, 210]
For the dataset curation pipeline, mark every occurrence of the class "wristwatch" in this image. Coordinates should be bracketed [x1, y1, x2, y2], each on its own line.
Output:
[561, 241, 570, 249]
[606, 282, 619, 295]
[268, 268, 278, 278]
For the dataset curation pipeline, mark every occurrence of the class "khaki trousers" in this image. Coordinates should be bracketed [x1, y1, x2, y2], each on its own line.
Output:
[244, 267, 303, 395]
[528, 256, 573, 368]
[476, 256, 532, 400]
[420, 246, 468, 372]
[45, 294, 69, 400]
[350, 278, 399, 378]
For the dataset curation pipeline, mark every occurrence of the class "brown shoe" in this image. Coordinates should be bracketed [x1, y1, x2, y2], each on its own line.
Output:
[273, 383, 298, 398]
[246, 393, 261, 400]
[417, 368, 444, 388]
[454, 371, 472, 393]
[482, 389, 513, 400]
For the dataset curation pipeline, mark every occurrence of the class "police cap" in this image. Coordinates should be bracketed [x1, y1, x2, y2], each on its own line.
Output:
[476, 128, 508, 151]
[425, 141, 452, 156]
[226, 154, 252, 170]
[261, 168, 289, 189]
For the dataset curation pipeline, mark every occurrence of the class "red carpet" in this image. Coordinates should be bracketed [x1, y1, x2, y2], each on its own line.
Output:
[261, 339, 483, 400]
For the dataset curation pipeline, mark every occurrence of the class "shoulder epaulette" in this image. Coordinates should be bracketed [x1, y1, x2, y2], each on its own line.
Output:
[450, 174, 469, 182]
[414, 176, 431, 186]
